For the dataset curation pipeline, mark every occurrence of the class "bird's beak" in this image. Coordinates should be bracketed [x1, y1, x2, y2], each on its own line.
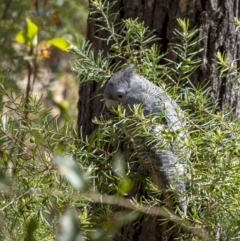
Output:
[105, 98, 118, 109]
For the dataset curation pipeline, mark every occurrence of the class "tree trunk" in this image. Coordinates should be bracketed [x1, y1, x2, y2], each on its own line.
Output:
[78, 0, 240, 240]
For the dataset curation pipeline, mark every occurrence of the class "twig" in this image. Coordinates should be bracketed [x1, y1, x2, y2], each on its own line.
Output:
[1, 0, 12, 19]
[84, 192, 213, 241]
[0, 190, 30, 211]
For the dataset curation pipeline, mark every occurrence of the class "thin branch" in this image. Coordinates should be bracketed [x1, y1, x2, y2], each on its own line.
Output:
[0, 190, 30, 211]
[81, 192, 212, 241]
[1, 0, 12, 19]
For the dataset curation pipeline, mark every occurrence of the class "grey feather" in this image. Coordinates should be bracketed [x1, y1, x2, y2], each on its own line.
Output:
[104, 64, 188, 215]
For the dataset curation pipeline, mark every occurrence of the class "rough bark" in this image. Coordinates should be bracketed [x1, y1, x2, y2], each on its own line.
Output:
[78, 0, 240, 240]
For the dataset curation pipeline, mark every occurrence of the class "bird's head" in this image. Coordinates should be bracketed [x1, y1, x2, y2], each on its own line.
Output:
[104, 64, 144, 109]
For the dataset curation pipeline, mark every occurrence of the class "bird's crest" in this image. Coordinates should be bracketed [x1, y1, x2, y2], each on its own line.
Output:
[122, 64, 136, 76]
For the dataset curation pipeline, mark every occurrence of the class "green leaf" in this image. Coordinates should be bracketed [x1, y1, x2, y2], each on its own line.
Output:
[15, 18, 38, 46]
[46, 38, 70, 51]
[15, 30, 26, 44]
[118, 176, 133, 195]
[59, 209, 85, 241]
[0, 170, 11, 186]
[24, 218, 38, 241]
[90, 211, 139, 241]
[112, 152, 125, 177]
[54, 155, 88, 191]
[31, 129, 43, 144]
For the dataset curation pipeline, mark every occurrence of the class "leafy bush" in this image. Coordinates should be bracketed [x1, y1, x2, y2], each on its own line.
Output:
[1, 0, 240, 240]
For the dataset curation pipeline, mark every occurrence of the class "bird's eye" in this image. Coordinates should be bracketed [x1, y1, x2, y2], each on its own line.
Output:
[118, 94, 123, 98]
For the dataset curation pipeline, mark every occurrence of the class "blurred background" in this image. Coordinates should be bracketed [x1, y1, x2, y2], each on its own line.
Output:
[0, 0, 88, 124]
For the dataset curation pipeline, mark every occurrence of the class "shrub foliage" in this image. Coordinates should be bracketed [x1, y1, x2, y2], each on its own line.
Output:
[1, 0, 240, 240]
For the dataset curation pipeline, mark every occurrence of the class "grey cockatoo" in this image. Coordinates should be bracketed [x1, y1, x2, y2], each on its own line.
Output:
[104, 64, 188, 215]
